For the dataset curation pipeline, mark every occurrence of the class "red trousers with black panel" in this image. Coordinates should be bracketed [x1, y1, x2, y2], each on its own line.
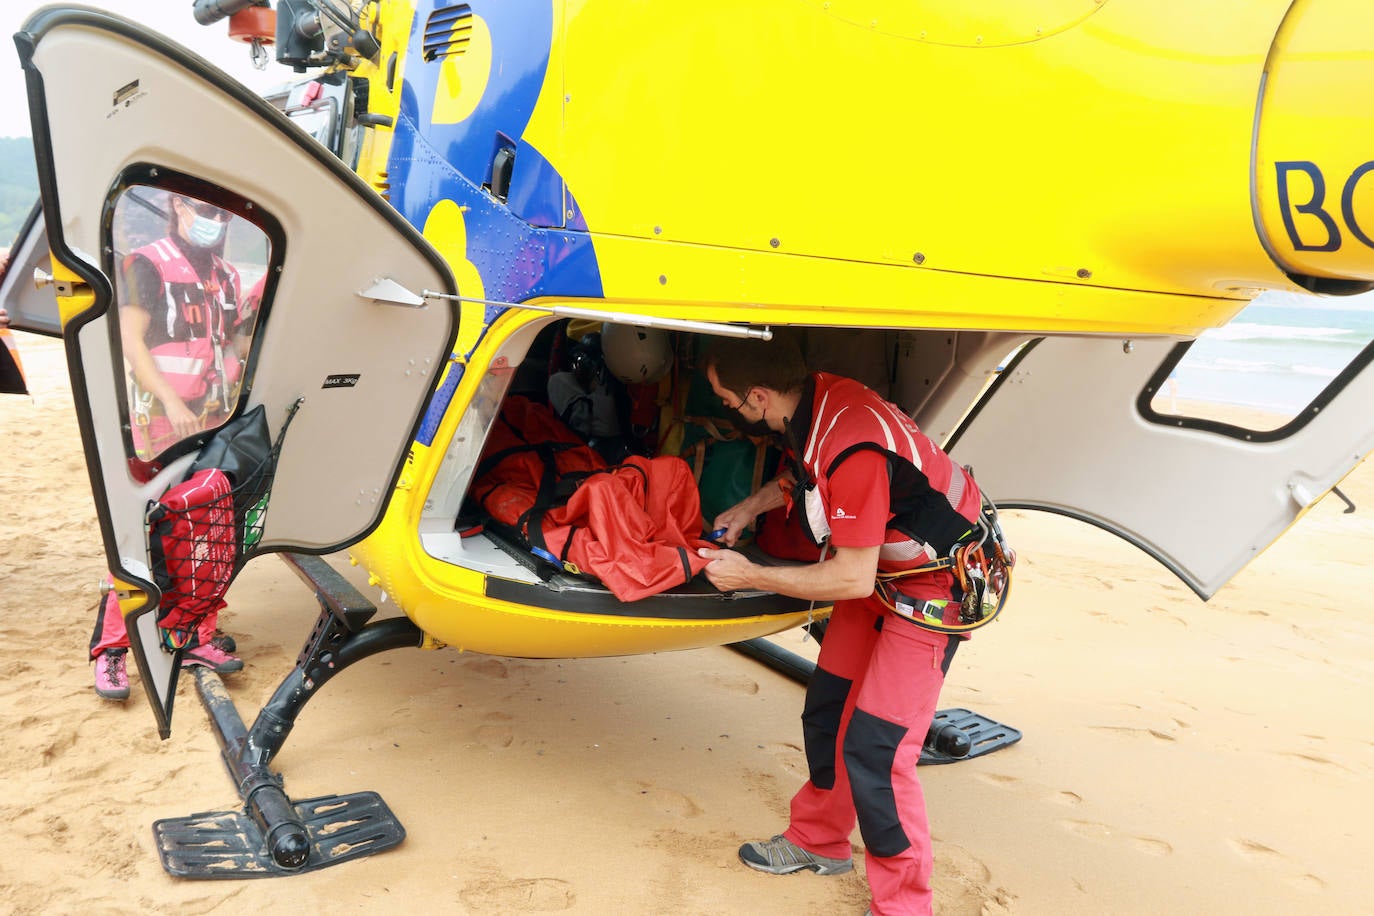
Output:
[783, 590, 959, 916]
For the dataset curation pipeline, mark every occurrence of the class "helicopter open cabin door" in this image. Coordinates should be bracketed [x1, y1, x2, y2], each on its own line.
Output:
[17, 8, 460, 736]
[946, 333, 1374, 600]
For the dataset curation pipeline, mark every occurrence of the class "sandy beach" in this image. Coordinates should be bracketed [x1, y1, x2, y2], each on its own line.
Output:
[2, 329, 1372, 914]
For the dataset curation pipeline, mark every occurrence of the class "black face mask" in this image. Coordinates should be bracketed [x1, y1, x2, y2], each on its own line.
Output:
[728, 407, 773, 439]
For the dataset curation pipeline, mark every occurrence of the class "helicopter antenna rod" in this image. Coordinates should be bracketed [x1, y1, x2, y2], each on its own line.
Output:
[420, 290, 773, 340]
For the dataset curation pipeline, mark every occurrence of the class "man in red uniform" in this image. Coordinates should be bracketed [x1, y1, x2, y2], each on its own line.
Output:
[698, 334, 988, 916]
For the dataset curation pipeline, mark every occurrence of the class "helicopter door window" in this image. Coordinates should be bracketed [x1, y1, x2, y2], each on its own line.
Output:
[1143, 291, 1374, 435]
[109, 184, 272, 460]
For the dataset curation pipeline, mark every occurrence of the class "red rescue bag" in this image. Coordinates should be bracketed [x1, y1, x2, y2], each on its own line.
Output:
[472, 398, 714, 601]
[147, 467, 236, 646]
[537, 455, 713, 602]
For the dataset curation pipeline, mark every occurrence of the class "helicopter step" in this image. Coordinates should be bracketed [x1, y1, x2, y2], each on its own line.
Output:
[154, 553, 424, 878]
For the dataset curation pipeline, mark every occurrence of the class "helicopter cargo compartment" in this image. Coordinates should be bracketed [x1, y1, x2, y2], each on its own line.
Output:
[413, 316, 1024, 623]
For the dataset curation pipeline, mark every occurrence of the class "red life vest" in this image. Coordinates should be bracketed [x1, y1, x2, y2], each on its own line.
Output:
[126, 238, 242, 403]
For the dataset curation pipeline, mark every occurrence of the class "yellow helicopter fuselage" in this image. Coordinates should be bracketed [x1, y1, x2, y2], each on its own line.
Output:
[339, 0, 1374, 656]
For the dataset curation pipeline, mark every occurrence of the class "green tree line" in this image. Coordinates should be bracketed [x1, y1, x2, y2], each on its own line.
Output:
[0, 137, 39, 250]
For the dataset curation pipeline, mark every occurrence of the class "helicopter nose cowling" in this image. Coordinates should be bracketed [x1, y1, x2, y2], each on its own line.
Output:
[1254, 1, 1374, 292]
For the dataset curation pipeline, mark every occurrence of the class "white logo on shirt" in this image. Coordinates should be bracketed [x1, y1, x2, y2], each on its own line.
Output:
[832, 506, 857, 520]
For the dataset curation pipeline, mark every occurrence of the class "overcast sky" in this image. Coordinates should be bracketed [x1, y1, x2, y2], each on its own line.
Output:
[1, 2, 291, 140]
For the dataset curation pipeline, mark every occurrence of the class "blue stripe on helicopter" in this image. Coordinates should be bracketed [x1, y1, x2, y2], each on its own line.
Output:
[399, 1, 603, 445]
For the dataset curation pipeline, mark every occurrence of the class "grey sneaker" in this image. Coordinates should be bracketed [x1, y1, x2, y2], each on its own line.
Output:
[738, 834, 853, 875]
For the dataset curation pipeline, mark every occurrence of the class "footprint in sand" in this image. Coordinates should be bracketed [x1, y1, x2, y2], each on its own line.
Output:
[935, 842, 993, 883]
[634, 783, 703, 818]
[467, 658, 510, 679]
[743, 768, 792, 819]
[767, 742, 807, 778]
[33, 728, 80, 766]
[704, 672, 760, 695]
[1087, 725, 1177, 743]
[475, 725, 514, 749]
[1132, 837, 1173, 856]
[974, 772, 1020, 789]
[1228, 838, 1329, 891]
[473, 711, 516, 749]
[1144, 605, 1188, 627]
[459, 874, 575, 911]
[41, 815, 70, 847]
[973, 773, 1086, 811]
[1060, 819, 1114, 841]
[1060, 820, 1173, 857]
[1274, 750, 1350, 775]
[1228, 837, 1281, 861]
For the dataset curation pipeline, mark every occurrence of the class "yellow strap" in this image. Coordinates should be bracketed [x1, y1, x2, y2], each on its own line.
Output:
[875, 558, 953, 580]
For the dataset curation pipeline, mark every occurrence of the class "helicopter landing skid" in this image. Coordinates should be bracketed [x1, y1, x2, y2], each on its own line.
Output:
[155, 553, 424, 879]
[154, 791, 405, 878]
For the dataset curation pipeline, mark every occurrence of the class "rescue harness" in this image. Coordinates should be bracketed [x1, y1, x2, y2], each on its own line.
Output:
[872, 492, 1015, 633]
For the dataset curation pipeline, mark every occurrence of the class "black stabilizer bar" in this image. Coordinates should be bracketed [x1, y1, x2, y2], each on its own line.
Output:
[246, 615, 424, 767]
[727, 637, 815, 684]
[191, 553, 424, 870]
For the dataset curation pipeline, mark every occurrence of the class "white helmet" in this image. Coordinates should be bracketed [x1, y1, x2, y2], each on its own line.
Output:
[603, 324, 672, 384]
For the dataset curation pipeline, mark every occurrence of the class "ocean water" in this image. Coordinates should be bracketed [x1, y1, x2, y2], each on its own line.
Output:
[1168, 289, 1374, 415]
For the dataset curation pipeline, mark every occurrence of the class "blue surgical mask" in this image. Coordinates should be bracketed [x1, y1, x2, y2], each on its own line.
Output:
[187, 214, 226, 248]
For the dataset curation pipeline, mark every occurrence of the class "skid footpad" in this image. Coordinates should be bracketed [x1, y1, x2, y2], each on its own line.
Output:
[153, 791, 405, 878]
[918, 707, 1022, 766]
